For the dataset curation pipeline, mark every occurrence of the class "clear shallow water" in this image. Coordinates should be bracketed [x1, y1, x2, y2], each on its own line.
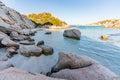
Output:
[33, 26, 120, 76]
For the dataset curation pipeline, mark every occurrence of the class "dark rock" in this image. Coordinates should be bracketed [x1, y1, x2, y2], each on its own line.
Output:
[37, 40, 44, 46]
[19, 40, 35, 45]
[19, 45, 42, 57]
[0, 61, 14, 71]
[45, 31, 52, 34]
[63, 28, 81, 40]
[39, 45, 54, 55]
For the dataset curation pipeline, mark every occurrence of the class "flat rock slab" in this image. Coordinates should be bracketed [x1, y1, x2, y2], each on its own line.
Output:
[0, 67, 65, 80]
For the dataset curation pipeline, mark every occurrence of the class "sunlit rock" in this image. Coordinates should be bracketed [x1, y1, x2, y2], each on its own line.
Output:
[101, 35, 109, 41]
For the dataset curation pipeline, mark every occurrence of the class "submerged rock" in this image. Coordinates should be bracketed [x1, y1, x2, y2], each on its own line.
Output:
[51, 52, 119, 80]
[45, 31, 52, 34]
[0, 67, 65, 80]
[63, 28, 81, 40]
[19, 45, 42, 57]
[39, 45, 54, 55]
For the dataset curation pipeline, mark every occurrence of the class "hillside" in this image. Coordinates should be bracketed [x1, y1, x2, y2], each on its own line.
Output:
[90, 19, 120, 28]
[26, 12, 68, 27]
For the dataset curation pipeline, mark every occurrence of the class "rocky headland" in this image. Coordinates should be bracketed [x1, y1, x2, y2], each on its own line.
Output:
[90, 19, 120, 28]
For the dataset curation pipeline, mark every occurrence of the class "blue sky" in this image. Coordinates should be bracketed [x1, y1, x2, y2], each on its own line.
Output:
[1, 0, 120, 24]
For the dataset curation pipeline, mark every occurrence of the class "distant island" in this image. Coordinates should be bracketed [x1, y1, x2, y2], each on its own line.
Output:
[89, 19, 120, 28]
[25, 12, 69, 29]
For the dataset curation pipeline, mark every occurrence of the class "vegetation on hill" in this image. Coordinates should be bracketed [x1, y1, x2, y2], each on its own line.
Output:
[26, 12, 67, 26]
[90, 19, 120, 28]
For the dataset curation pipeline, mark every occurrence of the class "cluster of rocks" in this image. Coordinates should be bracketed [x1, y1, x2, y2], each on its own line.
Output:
[0, 1, 119, 80]
[50, 52, 119, 80]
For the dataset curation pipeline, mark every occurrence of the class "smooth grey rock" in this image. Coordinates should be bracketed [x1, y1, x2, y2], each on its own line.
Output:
[19, 45, 42, 57]
[1, 38, 19, 48]
[63, 28, 81, 40]
[51, 64, 119, 80]
[51, 52, 119, 80]
[52, 52, 98, 72]
[10, 31, 29, 41]
[0, 67, 65, 80]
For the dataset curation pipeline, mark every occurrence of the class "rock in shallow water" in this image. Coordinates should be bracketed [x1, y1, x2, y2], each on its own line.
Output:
[38, 45, 54, 55]
[19, 45, 42, 57]
[19, 40, 35, 45]
[50, 52, 119, 80]
[0, 67, 65, 80]
[37, 40, 44, 46]
[63, 28, 81, 40]
[10, 31, 29, 41]
[1, 38, 19, 48]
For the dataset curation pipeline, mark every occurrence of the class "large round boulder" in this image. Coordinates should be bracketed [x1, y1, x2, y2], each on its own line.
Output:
[63, 28, 81, 40]
[50, 52, 119, 80]
[51, 52, 98, 72]
[19, 45, 42, 57]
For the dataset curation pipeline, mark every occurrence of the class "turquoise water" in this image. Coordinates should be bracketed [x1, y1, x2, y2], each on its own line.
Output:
[33, 26, 120, 76]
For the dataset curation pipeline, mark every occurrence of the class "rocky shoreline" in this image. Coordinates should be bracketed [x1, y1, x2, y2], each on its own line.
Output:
[0, 1, 120, 80]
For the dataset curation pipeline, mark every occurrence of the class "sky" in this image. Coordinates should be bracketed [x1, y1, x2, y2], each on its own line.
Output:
[1, 0, 120, 25]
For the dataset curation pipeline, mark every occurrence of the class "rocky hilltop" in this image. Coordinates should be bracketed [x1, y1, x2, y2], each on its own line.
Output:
[0, 1, 35, 34]
[90, 19, 120, 28]
[26, 12, 69, 29]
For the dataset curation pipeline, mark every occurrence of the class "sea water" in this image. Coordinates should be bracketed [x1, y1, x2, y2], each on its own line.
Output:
[33, 26, 120, 76]
[5, 26, 120, 76]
